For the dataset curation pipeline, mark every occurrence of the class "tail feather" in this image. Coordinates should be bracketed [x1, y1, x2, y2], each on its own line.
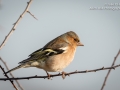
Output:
[6, 64, 24, 74]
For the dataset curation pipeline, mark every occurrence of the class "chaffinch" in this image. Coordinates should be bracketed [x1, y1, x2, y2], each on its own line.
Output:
[6, 31, 84, 78]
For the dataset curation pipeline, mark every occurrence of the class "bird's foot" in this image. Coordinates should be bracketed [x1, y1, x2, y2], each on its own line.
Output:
[61, 71, 66, 79]
[46, 71, 51, 79]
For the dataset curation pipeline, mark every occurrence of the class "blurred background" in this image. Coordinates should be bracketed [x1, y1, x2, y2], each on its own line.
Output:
[0, 0, 120, 90]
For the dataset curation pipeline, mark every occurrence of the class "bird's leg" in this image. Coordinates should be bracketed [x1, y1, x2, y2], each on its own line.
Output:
[61, 71, 66, 79]
[46, 71, 51, 79]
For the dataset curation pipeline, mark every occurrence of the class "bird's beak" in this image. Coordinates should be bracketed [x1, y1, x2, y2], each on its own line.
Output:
[77, 42, 84, 46]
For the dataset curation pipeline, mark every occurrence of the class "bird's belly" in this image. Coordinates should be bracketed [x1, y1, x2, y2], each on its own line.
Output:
[42, 52, 75, 72]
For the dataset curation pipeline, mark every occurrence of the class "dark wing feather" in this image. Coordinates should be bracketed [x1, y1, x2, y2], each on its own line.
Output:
[29, 48, 43, 57]
[19, 34, 68, 64]
[19, 48, 64, 64]
[19, 48, 44, 64]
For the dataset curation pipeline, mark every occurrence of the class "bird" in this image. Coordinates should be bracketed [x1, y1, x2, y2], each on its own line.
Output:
[6, 31, 84, 79]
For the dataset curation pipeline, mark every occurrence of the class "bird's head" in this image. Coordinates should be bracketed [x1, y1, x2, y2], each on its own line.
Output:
[66, 31, 84, 46]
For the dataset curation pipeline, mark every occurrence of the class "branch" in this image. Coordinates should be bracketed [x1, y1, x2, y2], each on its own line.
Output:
[27, 11, 38, 20]
[0, 64, 120, 81]
[0, 57, 24, 90]
[0, 0, 33, 50]
[101, 49, 120, 90]
[0, 65, 18, 90]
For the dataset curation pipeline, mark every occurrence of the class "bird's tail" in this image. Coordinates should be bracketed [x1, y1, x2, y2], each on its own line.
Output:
[6, 64, 24, 74]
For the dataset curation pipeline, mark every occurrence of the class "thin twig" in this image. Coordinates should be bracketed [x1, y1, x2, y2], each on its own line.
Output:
[27, 11, 38, 20]
[0, 57, 24, 90]
[0, 0, 33, 50]
[0, 65, 18, 90]
[101, 50, 120, 90]
[0, 64, 120, 81]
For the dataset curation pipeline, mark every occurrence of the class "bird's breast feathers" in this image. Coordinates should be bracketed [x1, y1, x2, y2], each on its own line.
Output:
[40, 46, 76, 72]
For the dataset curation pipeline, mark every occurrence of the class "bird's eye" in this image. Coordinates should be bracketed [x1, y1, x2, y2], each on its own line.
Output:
[74, 38, 79, 42]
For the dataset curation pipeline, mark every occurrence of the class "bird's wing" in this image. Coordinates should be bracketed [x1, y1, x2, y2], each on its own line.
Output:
[29, 48, 65, 57]
[19, 35, 69, 64]
[19, 48, 64, 64]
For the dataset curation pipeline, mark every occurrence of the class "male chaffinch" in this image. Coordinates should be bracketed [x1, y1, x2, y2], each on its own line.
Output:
[6, 31, 84, 78]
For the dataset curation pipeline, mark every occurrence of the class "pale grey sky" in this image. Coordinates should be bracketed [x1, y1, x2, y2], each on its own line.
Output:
[0, 0, 120, 90]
